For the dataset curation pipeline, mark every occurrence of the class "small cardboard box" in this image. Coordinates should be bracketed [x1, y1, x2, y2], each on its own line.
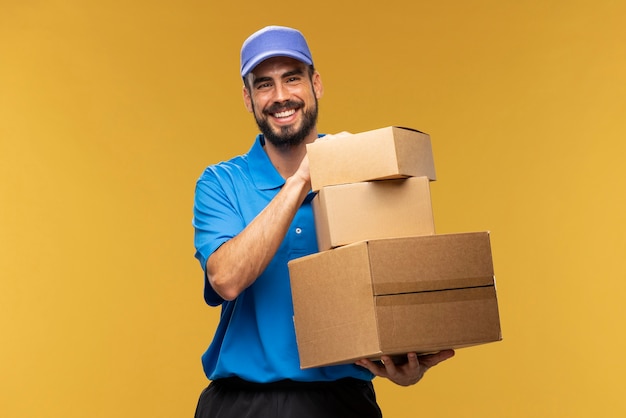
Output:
[288, 232, 501, 369]
[313, 176, 435, 251]
[307, 126, 436, 192]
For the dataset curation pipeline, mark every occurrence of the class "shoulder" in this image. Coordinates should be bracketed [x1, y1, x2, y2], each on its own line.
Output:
[197, 135, 263, 185]
[198, 154, 248, 183]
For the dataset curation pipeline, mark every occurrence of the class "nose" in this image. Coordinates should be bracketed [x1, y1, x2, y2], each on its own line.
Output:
[273, 82, 289, 102]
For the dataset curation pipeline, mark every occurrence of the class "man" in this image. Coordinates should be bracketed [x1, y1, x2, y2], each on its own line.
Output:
[192, 25, 454, 418]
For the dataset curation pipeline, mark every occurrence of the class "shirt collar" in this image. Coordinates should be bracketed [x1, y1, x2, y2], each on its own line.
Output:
[247, 134, 319, 203]
[248, 134, 286, 190]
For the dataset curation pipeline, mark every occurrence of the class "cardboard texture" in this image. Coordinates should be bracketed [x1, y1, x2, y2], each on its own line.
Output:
[313, 176, 435, 251]
[288, 232, 501, 369]
[307, 126, 436, 192]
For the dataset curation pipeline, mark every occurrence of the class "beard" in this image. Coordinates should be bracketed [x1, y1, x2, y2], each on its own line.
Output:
[253, 98, 319, 149]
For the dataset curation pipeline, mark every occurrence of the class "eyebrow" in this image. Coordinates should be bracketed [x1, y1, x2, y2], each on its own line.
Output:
[282, 68, 305, 78]
[252, 67, 306, 87]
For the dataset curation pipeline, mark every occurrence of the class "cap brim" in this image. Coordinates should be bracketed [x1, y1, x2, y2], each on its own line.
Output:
[241, 50, 313, 78]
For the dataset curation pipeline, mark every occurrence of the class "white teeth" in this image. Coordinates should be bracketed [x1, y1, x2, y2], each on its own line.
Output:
[273, 109, 296, 118]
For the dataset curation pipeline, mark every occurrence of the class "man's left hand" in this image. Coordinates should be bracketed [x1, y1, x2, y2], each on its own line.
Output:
[355, 350, 455, 386]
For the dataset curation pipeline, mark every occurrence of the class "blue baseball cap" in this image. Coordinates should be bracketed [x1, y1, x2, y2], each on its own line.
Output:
[240, 26, 313, 78]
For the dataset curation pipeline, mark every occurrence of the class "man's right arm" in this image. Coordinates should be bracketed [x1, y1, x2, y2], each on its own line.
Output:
[206, 159, 311, 301]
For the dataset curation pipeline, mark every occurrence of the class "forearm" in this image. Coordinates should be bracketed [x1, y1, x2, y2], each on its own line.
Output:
[206, 174, 310, 300]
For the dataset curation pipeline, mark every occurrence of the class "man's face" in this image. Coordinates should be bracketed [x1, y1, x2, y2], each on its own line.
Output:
[243, 57, 323, 148]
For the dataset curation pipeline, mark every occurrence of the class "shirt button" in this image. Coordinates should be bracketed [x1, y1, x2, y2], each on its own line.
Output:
[295, 227, 302, 234]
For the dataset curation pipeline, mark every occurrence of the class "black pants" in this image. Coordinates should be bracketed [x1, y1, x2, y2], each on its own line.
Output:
[194, 377, 383, 418]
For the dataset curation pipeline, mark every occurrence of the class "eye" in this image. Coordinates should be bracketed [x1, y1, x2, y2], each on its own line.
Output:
[256, 81, 273, 90]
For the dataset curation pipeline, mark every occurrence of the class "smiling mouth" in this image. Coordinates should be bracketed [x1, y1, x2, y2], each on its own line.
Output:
[272, 108, 297, 119]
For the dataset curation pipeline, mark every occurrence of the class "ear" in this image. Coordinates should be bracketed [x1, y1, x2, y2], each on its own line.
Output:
[242, 84, 253, 113]
[312, 71, 324, 99]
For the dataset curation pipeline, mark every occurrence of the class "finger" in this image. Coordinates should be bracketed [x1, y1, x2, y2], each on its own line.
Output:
[355, 359, 387, 377]
[418, 349, 455, 368]
[380, 355, 399, 375]
[406, 352, 419, 369]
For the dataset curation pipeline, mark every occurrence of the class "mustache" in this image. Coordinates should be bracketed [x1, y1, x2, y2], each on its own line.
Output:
[264, 100, 303, 115]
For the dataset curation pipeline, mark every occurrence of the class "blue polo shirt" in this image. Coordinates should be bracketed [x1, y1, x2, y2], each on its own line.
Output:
[193, 134, 374, 383]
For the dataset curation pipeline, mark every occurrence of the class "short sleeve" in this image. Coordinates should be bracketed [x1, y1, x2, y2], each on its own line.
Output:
[193, 166, 246, 306]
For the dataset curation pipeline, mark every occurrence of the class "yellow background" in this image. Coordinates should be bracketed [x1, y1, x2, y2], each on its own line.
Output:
[1, 1, 624, 417]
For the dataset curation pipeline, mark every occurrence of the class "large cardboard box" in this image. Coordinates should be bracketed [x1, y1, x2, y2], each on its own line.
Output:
[313, 176, 435, 251]
[307, 126, 436, 192]
[288, 232, 501, 369]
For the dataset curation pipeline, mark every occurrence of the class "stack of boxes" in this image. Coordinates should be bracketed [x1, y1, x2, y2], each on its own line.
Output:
[288, 126, 502, 369]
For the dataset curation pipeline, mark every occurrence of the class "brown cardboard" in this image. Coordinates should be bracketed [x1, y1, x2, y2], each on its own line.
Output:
[307, 126, 436, 192]
[313, 176, 435, 251]
[288, 232, 501, 369]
